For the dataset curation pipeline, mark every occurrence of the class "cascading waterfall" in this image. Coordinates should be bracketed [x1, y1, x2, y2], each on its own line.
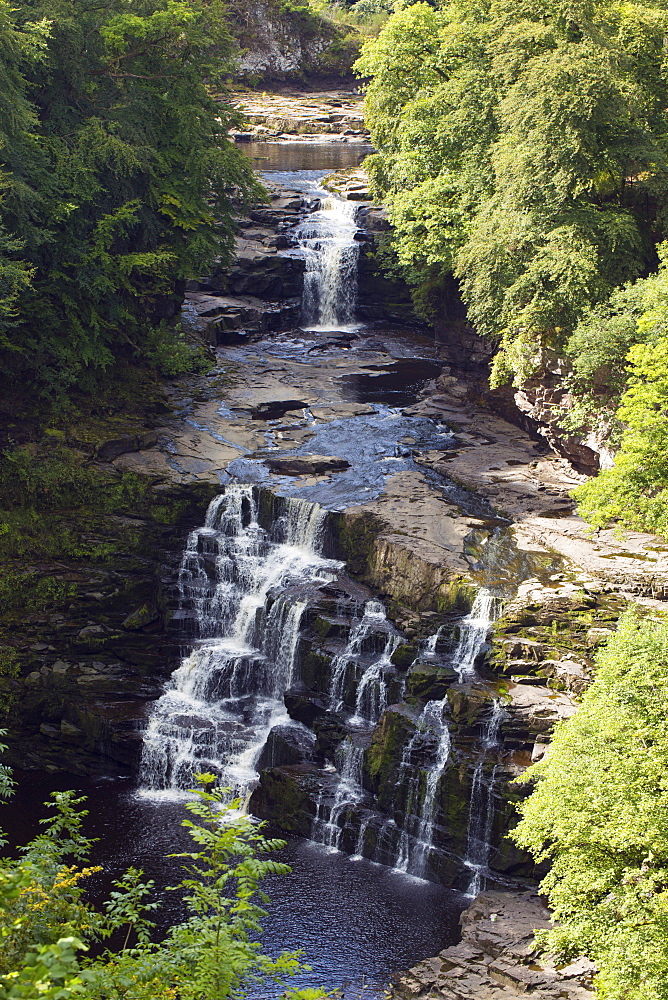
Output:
[463, 700, 505, 896]
[392, 589, 499, 879]
[139, 485, 340, 798]
[311, 735, 367, 851]
[452, 590, 499, 681]
[295, 194, 359, 330]
[310, 601, 402, 853]
[327, 600, 389, 714]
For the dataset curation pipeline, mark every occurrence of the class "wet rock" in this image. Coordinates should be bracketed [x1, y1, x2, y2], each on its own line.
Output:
[390, 642, 419, 670]
[266, 454, 350, 476]
[78, 624, 108, 638]
[312, 712, 348, 760]
[406, 663, 458, 701]
[256, 724, 318, 770]
[364, 706, 417, 796]
[249, 764, 320, 838]
[230, 91, 367, 134]
[284, 687, 327, 726]
[447, 685, 494, 726]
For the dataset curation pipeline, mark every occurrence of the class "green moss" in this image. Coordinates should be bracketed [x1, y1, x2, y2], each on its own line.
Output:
[390, 642, 418, 669]
[365, 708, 416, 792]
[406, 663, 456, 701]
[333, 510, 385, 577]
[435, 578, 476, 614]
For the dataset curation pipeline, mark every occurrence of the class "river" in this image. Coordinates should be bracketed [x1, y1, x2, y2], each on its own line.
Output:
[2, 139, 510, 997]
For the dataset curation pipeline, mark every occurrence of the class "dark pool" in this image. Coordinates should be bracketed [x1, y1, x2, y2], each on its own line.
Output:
[2, 774, 466, 998]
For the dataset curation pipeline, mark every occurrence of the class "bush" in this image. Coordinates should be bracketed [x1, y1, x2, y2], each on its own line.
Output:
[512, 610, 668, 1000]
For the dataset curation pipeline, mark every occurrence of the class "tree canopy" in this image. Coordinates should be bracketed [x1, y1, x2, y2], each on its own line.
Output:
[512, 610, 668, 1000]
[356, 0, 668, 534]
[0, 0, 261, 397]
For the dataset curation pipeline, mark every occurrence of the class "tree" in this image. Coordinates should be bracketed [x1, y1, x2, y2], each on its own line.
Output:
[573, 334, 668, 534]
[512, 610, 668, 1000]
[355, 0, 668, 380]
[0, 0, 262, 397]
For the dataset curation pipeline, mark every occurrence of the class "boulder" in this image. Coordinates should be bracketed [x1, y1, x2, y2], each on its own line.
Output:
[406, 662, 458, 701]
[256, 724, 318, 770]
[266, 454, 350, 475]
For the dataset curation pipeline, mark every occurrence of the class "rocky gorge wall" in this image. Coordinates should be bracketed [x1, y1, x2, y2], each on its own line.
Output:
[228, 0, 359, 82]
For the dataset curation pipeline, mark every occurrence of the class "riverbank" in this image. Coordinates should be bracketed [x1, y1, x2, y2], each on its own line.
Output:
[392, 891, 595, 1000]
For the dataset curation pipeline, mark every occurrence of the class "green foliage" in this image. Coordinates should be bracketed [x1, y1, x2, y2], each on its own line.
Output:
[0, 0, 262, 398]
[0, 773, 331, 999]
[356, 0, 668, 381]
[574, 334, 668, 534]
[0, 570, 76, 613]
[512, 610, 668, 1000]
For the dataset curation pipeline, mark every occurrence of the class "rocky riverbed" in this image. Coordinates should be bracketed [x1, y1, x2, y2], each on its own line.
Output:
[392, 891, 595, 1000]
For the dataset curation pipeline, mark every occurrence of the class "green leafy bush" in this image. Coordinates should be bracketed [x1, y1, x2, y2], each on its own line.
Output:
[0, 774, 332, 999]
[512, 610, 668, 1000]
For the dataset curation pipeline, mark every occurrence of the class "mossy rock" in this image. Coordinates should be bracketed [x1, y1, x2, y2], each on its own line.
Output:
[435, 579, 476, 615]
[248, 766, 314, 837]
[332, 509, 385, 577]
[390, 642, 419, 670]
[406, 662, 457, 701]
[446, 685, 494, 726]
[364, 707, 416, 795]
[121, 603, 159, 631]
[300, 650, 332, 691]
[312, 616, 348, 640]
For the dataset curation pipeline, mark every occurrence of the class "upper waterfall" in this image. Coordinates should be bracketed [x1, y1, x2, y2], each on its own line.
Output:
[295, 193, 359, 330]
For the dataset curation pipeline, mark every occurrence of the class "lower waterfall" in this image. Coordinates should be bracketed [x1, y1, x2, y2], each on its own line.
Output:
[139, 485, 340, 797]
[138, 483, 506, 893]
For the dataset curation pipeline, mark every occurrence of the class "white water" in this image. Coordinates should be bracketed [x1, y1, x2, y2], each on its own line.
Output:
[452, 590, 499, 682]
[295, 194, 359, 330]
[393, 589, 499, 879]
[139, 485, 341, 799]
[311, 736, 367, 851]
[310, 601, 402, 853]
[463, 699, 506, 896]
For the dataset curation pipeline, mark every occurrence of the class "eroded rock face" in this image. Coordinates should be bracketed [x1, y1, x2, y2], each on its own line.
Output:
[229, 4, 351, 81]
[3, 483, 219, 776]
[391, 891, 595, 1000]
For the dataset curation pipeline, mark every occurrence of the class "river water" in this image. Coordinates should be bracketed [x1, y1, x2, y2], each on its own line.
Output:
[3, 140, 482, 998]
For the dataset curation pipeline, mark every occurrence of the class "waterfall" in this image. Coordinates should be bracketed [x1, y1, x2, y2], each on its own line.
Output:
[309, 600, 402, 853]
[452, 590, 499, 681]
[391, 590, 499, 879]
[139, 485, 340, 798]
[295, 195, 359, 330]
[311, 736, 367, 851]
[463, 700, 505, 896]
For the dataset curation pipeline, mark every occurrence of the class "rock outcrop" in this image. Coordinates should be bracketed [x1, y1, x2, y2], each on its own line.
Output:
[391, 891, 595, 1000]
[228, 2, 358, 82]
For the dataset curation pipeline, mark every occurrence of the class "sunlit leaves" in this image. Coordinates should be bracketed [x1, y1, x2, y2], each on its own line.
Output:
[512, 611, 668, 1000]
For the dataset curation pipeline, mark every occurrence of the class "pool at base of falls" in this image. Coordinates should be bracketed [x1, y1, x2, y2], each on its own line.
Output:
[1, 773, 467, 1000]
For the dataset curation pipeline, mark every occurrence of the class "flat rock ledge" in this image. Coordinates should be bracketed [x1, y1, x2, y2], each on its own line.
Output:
[391, 891, 595, 1000]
